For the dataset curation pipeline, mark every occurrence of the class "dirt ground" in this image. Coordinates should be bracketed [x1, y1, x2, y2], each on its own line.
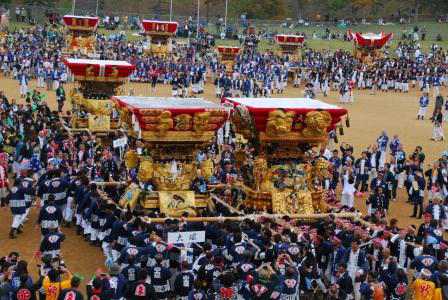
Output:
[0, 75, 446, 280]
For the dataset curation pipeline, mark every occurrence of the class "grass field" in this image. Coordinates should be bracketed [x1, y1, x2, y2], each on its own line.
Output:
[213, 20, 448, 52]
[5, 20, 448, 52]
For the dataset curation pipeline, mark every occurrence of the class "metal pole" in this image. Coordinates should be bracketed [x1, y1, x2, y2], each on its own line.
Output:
[95, 0, 99, 16]
[72, 0, 75, 14]
[169, 0, 173, 21]
[296, 0, 300, 20]
[196, 0, 200, 38]
[224, 0, 228, 36]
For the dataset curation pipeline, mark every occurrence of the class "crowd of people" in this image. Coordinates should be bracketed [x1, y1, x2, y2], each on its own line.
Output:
[0, 19, 447, 300]
[2, 24, 448, 102]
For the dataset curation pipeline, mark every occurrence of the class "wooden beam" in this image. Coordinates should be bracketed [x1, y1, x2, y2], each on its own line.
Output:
[141, 212, 361, 223]
[93, 181, 128, 186]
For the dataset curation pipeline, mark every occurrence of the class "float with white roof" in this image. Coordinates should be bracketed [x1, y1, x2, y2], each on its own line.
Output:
[62, 15, 99, 55]
[64, 58, 135, 131]
[223, 97, 348, 214]
[113, 96, 228, 216]
[114, 96, 228, 150]
[216, 46, 240, 72]
[348, 31, 393, 62]
[275, 34, 304, 58]
[140, 20, 178, 57]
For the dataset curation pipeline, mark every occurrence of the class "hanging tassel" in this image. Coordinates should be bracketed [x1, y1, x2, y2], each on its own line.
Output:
[345, 115, 350, 128]
[339, 124, 344, 136]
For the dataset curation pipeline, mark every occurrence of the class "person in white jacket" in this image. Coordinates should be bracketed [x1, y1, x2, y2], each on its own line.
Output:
[341, 172, 356, 208]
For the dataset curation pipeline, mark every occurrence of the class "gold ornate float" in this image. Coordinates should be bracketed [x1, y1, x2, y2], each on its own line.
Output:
[275, 34, 304, 59]
[64, 59, 135, 132]
[216, 46, 240, 73]
[225, 97, 348, 214]
[114, 96, 228, 216]
[141, 20, 178, 57]
[348, 31, 393, 64]
[62, 15, 99, 56]
[119, 155, 212, 217]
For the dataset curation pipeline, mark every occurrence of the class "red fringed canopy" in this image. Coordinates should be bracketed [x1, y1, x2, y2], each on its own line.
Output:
[64, 58, 135, 82]
[217, 46, 240, 55]
[63, 15, 99, 31]
[349, 31, 393, 48]
[141, 20, 178, 35]
[223, 97, 347, 132]
[275, 34, 304, 45]
[113, 96, 228, 131]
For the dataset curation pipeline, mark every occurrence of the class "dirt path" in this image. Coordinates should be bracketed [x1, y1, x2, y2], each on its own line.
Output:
[0, 76, 446, 279]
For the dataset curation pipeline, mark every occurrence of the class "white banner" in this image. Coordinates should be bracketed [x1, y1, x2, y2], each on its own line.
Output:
[167, 231, 205, 244]
[113, 137, 128, 148]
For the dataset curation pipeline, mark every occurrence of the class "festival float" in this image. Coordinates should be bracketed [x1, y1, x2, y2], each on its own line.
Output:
[275, 34, 304, 58]
[0, 31, 6, 50]
[216, 46, 240, 72]
[62, 15, 99, 56]
[0, 13, 7, 49]
[114, 96, 228, 216]
[275, 34, 304, 83]
[348, 31, 393, 63]
[141, 20, 178, 57]
[64, 58, 135, 132]
[0, 11, 8, 31]
[225, 97, 348, 215]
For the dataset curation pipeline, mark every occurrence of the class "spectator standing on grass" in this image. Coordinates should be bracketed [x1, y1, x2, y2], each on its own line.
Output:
[14, 7, 19, 22]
